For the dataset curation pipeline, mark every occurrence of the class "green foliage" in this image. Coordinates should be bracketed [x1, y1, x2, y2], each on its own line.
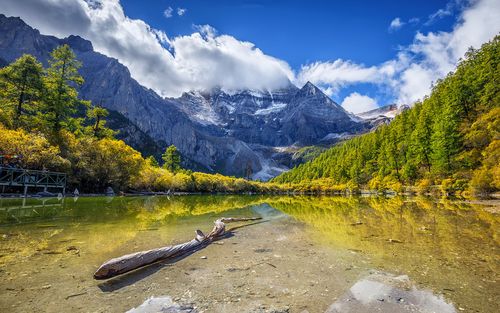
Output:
[85, 105, 115, 139]
[0, 54, 44, 129]
[41, 44, 86, 135]
[273, 35, 500, 196]
[146, 155, 159, 167]
[0, 46, 286, 194]
[162, 145, 181, 173]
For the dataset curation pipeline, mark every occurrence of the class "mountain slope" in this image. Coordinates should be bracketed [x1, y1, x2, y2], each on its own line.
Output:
[0, 14, 264, 175]
[273, 35, 500, 195]
[0, 14, 368, 179]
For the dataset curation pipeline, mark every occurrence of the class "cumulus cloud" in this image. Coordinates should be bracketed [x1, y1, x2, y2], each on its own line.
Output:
[0, 0, 498, 106]
[194, 24, 218, 38]
[177, 8, 187, 16]
[298, 0, 500, 105]
[396, 0, 500, 103]
[163, 7, 173, 18]
[341, 93, 379, 114]
[0, 0, 293, 97]
[389, 17, 404, 31]
[425, 0, 464, 25]
[297, 58, 402, 96]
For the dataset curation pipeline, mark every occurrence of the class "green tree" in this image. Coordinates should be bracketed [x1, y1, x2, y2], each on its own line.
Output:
[0, 54, 44, 129]
[162, 145, 181, 172]
[146, 155, 159, 167]
[431, 102, 461, 175]
[86, 105, 115, 138]
[42, 45, 84, 134]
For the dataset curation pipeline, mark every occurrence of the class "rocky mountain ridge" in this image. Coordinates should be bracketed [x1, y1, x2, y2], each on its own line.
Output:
[0, 14, 375, 179]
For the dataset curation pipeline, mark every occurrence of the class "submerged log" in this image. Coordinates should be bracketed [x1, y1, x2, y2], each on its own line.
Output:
[93, 217, 261, 280]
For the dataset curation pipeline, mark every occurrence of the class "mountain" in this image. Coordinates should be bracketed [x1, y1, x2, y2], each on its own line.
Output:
[356, 104, 399, 119]
[272, 35, 500, 195]
[355, 104, 412, 129]
[0, 14, 368, 179]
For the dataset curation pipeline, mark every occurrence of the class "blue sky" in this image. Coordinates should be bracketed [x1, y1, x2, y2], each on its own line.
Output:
[117, 0, 463, 107]
[1, 0, 499, 113]
[121, 0, 455, 68]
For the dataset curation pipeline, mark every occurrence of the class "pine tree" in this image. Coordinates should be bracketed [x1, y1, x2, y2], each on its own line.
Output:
[42, 45, 84, 134]
[86, 105, 114, 138]
[412, 103, 433, 173]
[0, 54, 44, 129]
[146, 155, 159, 167]
[431, 94, 462, 175]
[162, 145, 181, 172]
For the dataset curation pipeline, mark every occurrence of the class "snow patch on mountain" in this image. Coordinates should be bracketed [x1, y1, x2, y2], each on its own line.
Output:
[251, 155, 288, 181]
[255, 102, 288, 115]
[320, 132, 354, 142]
[356, 104, 398, 120]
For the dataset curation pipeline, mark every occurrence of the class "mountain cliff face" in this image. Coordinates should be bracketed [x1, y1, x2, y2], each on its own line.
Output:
[0, 14, 368, 179]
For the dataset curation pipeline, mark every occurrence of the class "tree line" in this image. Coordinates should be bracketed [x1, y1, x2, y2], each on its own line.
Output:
[0, 45, 284, 194]
[273, 35, 500, 196]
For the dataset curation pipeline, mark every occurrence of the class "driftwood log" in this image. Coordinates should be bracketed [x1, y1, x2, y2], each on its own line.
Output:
[93, 217, 261, 280]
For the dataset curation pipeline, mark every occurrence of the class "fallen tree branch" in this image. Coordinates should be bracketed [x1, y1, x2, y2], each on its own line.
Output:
[93, 217, 261, 280]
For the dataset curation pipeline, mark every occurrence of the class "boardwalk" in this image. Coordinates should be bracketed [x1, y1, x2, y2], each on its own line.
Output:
[0, 167, 66, 195]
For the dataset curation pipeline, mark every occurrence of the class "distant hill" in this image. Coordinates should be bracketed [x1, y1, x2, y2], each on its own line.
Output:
[273, 35, 500, 195]
[0, 14, 369, 179]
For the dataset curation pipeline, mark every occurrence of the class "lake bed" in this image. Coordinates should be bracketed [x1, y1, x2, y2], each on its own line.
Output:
[0, 195, 498, 312]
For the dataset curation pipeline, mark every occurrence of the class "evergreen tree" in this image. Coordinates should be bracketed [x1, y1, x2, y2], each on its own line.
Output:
[162, 145, 181, 172]
[430, 102, 461, 175]
[0, 54, 44, 129]
[272, 35, 500, 194]
[86, 105, 114, 138]
[42, 45, 84, 134]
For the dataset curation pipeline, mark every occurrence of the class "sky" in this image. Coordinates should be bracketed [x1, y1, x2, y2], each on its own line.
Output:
[0, 0, 499, 114]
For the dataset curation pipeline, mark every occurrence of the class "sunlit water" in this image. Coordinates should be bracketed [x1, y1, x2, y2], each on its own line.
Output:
[0, 195, 498, 312]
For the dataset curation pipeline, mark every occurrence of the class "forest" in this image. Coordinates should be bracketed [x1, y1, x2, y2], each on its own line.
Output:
[273, 35, 500, 196]
[1, 36, 498, 196]
[0, 45, 281, 194]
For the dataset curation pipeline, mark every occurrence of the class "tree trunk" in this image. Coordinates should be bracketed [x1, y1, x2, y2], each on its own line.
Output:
[93, 217, 261, 280]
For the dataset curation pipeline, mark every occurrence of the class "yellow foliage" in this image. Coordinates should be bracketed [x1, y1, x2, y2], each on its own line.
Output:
[0, 125, 69, 170]
[415, 178, 433, 195]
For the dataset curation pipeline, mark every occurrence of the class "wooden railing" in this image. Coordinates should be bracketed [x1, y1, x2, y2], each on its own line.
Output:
[0, 167, 66, 195]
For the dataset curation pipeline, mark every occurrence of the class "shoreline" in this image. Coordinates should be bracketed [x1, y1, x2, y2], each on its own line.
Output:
[1, 190, 499, 200]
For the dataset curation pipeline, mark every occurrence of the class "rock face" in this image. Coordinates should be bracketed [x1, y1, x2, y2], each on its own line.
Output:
[0, 14, 368, 179]
[356, 104, 408, 129]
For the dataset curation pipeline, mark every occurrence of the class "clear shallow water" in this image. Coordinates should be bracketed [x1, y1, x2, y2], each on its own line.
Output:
[0, 195, 498, 312]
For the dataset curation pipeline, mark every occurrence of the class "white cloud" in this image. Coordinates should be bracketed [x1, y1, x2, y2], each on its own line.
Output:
[395, 0, 500, 103]
[408, 17, 420, 24]
[298, 0, 500, 106]
[425, 0, 464, 25]
[0, 0, 293, 97]
[297, 59, 393, 96]
[177, 7, 187, 16]
[163, 7, 173, 18]
[341, 92, 379, 114]
[194, 24, 217, 38]
[389, 17, 404, 31]
[0, 0, 498, 106]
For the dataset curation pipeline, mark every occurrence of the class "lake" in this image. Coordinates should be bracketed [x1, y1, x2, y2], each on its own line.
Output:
[0, 195, 498, 312]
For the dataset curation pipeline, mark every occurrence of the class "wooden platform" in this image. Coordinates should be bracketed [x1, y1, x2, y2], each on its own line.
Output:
[0, 166, 66, 195]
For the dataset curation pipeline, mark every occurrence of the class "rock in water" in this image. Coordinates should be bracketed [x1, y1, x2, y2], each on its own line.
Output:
[105, 187, 115, 196]
[126, 296, 195, 313]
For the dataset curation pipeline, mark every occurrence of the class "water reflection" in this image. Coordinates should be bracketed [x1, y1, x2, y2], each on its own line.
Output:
[327, 272, 457, 313]
[0, 195, 498, 312]
[266, 196, 499, 313]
